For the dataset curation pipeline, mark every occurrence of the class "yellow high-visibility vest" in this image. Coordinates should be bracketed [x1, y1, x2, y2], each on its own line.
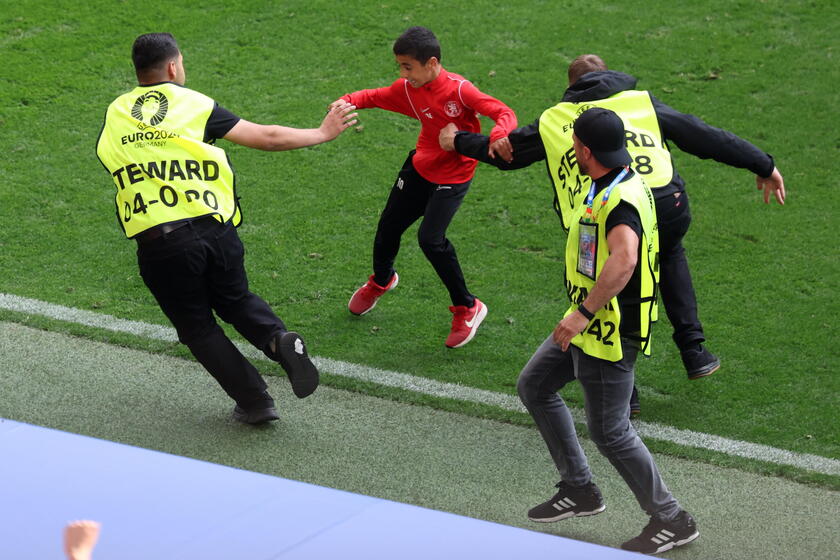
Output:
[96, 83, 240, 238]
[539, 90, 672, 231]
[563, 172, 659, 361]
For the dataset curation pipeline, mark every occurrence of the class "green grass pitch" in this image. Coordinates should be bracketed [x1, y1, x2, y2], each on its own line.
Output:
[0, 0, 837, 487]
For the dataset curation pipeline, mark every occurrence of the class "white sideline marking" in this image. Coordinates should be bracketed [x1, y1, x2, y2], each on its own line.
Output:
[1, 292, 838, 477]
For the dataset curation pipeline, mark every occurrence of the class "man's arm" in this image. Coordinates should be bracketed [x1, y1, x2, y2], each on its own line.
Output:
[652, 95, 786, 204]
[439, 118, 546, 170]
[223, 102, 357, 151]
[553, 224, 639, 350]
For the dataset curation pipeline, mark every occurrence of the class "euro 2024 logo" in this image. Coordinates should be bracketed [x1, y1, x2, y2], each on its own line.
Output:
[131, 90, 169, 126]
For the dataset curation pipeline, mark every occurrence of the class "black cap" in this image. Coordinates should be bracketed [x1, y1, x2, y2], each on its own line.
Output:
[573, 107, 631, 168]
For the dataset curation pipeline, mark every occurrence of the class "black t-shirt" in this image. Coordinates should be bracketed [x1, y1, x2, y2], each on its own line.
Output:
[593, 168, 643, 239]
[204, 103, 240, 143]
[592, 168, 644, 339]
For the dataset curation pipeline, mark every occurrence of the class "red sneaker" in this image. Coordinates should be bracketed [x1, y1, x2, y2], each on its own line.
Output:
[348, 272, 399, 315]
[445, 298, 487, 348]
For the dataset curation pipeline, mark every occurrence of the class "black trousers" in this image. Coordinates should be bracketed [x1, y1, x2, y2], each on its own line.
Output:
[655, 190, 705, 350]
[372, 151, 475, 307]
[136, 217, 283, 410]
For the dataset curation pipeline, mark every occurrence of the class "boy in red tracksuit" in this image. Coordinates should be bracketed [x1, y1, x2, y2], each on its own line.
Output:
[338, 26, 517, 348]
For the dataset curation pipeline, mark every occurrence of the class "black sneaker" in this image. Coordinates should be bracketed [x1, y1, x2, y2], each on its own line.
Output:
[266, 331, 319, 398]
[232, 405, 279, 425]
[681, 345, 720, 380]
[527, 481, 605, 522]
[621, 510, 699, 555]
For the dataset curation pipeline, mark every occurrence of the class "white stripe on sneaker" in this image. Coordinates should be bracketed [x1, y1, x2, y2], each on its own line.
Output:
[551, 497, 577, 511]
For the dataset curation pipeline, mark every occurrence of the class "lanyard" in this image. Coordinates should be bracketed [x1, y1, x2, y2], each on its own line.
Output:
[582, 166, 629, 223]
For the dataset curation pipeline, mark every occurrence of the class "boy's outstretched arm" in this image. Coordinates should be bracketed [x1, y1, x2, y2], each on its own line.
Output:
[333, 80, 415, 118]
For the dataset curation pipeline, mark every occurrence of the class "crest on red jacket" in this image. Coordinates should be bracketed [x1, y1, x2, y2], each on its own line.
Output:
[444, 100, 463, 118]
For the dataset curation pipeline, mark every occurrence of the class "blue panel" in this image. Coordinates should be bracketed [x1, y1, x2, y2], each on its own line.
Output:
[0, 420, 641, 560]
[0, 418, 24, 436]
[0, 421, 377, 559]
[279, 499, 642, 559]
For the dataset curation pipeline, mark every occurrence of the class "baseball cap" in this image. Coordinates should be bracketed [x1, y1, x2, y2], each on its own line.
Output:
[573, 107, 631, 168]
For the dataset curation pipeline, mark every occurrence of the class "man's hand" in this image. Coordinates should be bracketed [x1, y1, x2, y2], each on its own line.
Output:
[320, 100, 358, 140]
[756, 166, 786, 205]
[63, 520, 101, 560]
[488, 136, 514, 163]
[552, 311, 589, 351]
[439, 123, 458, 151]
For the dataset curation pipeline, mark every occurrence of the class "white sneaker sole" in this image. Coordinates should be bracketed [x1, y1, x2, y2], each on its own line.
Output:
[651, 530, 700, 554]
[528, 504, 606, 523]
[447, 301, 488, 348]
[277, 332, 319, 399]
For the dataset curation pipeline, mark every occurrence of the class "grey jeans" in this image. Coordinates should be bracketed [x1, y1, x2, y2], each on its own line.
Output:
[517, 334, 681, 520]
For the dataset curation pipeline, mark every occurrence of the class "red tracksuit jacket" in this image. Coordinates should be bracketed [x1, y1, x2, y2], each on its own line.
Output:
[342, 68, 517, 184]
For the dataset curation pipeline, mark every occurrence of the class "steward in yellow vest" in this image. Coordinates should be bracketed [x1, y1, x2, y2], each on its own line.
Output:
[95, 33, 358, 425]
[563, 168, 658, 361]
[97, 83, 239, 238]
[514, 107, 697, 555]
[539, 90, 670, 231]
[445, 54, 785, 396]
[552, 106, 659, 362]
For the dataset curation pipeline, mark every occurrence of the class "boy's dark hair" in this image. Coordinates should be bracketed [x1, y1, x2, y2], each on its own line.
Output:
[393, 26, 441, 64]
[132, 33, 180, 74]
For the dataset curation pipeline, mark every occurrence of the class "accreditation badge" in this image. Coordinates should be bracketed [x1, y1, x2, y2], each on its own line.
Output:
[577, 221, 598, 280]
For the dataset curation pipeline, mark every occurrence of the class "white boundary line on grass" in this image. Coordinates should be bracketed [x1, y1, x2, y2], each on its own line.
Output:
[1, 292, 838, 477]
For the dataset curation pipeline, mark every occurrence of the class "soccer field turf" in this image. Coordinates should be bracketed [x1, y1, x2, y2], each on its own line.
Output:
[0, 0, 837, 490]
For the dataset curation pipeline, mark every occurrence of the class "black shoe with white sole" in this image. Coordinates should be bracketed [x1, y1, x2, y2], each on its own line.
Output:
[266, 331, 319, 398]
[621, 510, 700, 555]
[527, 481, 605, 522]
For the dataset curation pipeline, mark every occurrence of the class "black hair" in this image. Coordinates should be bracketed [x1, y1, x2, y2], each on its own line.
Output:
[132, 33, 180, 74]
[393, 26, 441, 64]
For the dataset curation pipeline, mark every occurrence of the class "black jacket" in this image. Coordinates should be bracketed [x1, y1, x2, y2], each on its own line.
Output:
[454, 70, 775, 198]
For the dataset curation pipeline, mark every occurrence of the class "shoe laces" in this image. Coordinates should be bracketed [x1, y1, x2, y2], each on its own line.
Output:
[449, 305, 466, 317]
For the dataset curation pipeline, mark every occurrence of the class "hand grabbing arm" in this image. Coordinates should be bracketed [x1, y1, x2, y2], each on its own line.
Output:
[488, 136, 514, 163]
[441, 122, 513, 162]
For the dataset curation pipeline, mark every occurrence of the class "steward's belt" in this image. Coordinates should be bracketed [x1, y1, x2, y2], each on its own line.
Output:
[134, 221, 190, 244]
[134, 216, 220, 244]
